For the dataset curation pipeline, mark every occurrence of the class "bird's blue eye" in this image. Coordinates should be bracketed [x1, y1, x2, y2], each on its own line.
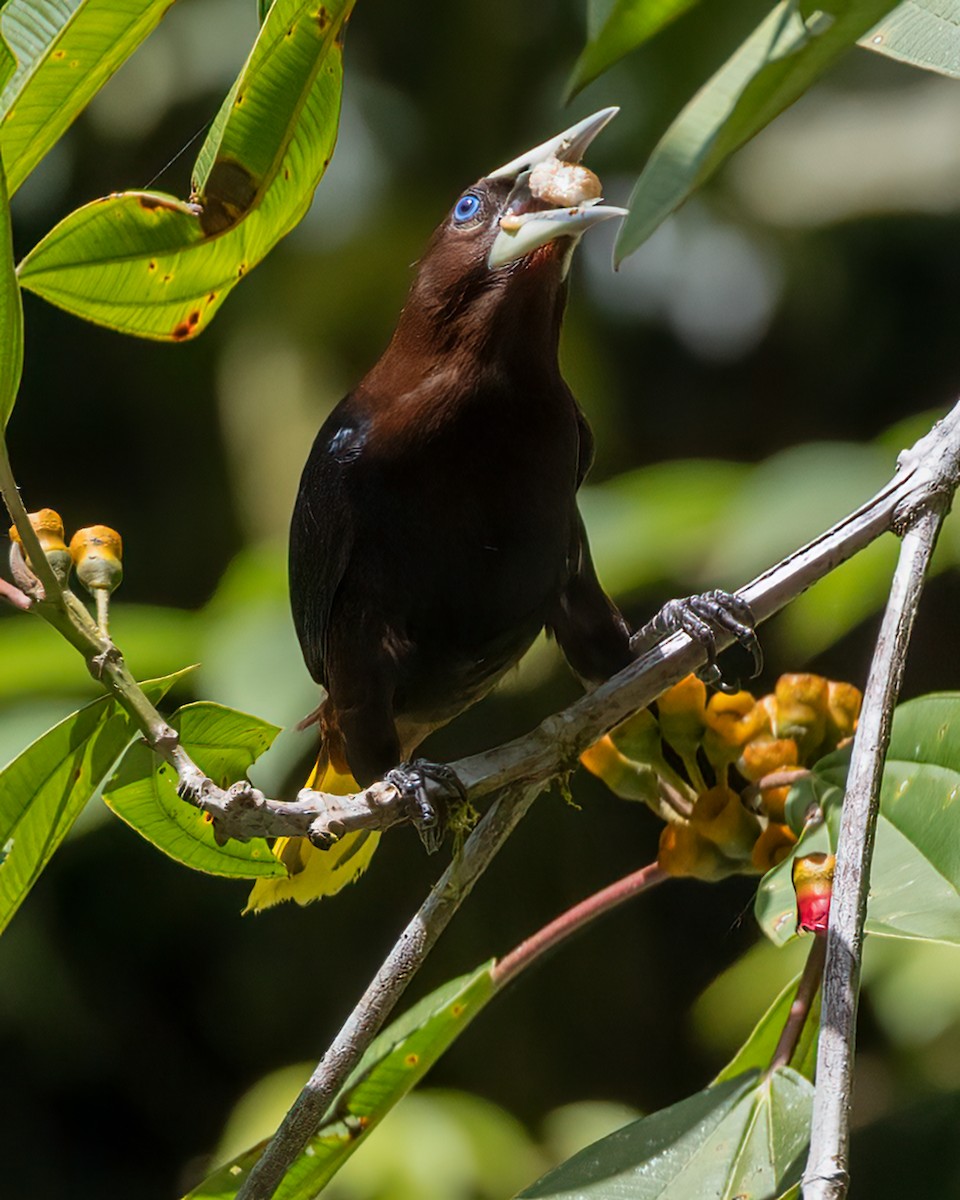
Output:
[453, 193, 481, 223]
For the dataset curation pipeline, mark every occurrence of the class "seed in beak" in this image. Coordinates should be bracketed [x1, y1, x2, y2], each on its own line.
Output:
[528, 158, 603, 208]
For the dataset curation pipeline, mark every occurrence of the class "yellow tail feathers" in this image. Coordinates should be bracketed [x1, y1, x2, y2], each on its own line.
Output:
[244, 757, 381, 913]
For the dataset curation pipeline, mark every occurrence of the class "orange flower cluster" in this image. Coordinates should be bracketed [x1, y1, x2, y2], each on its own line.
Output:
[581, 673, 861, 883]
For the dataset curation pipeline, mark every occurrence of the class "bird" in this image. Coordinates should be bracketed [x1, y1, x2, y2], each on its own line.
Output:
[246, 109, 758, 912]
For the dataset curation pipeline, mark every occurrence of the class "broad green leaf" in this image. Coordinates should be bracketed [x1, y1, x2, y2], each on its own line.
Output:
[17, 0, 353, 341]
[616, 0, 901, 262]
[104, 701, 283, 878]
[0, 670, 186, 935]
[716, 972, 820, 1085]
[0, 142, 21, 427]
[515, 1068, 812, 1199]
[185, 963, 497, 1200]
[258, 0, 273, 23]
[566, 0, 701, 99]
[862, 0, 960, 78]
[756, 693, 960, 946]
[0, 0, 174, 195]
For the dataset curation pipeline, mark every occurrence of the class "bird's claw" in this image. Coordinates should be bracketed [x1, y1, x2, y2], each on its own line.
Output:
[385, 759, 466, 854]
[635, 589, 762, 692]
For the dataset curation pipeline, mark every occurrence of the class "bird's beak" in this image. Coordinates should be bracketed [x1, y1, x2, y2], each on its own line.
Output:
[486, 107, 628, 270]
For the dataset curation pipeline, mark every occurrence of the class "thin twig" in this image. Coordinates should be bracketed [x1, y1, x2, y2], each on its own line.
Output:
[803, 501, 950, 1200]
[769, 931, 826, 1073]
[492, 860, 667, 988]
[234, 777, 543, 1200]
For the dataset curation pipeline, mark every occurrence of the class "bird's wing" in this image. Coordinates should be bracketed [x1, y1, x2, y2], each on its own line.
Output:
[288, 420, 358, 687]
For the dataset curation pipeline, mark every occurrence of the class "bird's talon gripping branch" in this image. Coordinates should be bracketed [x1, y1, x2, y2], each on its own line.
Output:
[385, 760, 465, 854]
[633, 590, 762, 691]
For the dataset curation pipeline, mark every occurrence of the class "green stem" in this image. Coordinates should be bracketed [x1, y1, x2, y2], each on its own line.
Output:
[0, 432, 62, 601]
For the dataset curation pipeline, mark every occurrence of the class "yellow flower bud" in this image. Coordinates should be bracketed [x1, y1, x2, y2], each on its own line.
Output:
[690, 785, 761, 861]
[738, 737, 800, 782]
[607, 707, 662, 768]
[703, 690, 765, 767]
[8, 508, 72, 583]
[773, 674, 829, 759]
[825, 681, 862, 749]
[580, 736, 658, 804]
[657, 674, 706, 761]
[792, 852, 835, 933]
[658, 821, 734, 881]
[69, 525, 123, 594]
[751, 822, 797, 873]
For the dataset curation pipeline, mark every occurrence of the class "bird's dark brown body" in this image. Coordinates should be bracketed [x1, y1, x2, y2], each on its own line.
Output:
[249, 110, 757, 908]
[290, 194, 632, 786]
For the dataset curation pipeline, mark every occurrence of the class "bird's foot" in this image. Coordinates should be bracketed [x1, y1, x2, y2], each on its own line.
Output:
[631, 589, 762, 691]
[385, 759, 466, 854]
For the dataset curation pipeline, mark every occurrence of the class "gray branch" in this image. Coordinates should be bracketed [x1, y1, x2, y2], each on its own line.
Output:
[802, 500, 950, 1199]
[233, 403, 960, 1200]
[178, 401, 960, 847]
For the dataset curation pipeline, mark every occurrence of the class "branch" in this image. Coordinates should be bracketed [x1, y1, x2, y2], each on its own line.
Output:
[492, 860, 667, 988]
[179, 399, 960, 847]
[802, 500, 949, 1199]
[769, 931, 826, 1073]
[237, 406, 960, 1200]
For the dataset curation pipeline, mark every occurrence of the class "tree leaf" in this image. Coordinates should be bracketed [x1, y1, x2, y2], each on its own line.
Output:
[184, 963, 497, 1200]
[0, 670, 187, 936]
[716, 972, 820, 1086]
[104, 701, 283, 878]
[0, 142, 21, 428]
[756, 693, 960, 946]
[17, 0, 353, 341]
[515, 1068, 812, 1199]
[616, 0, 902, 263]
[0, 0, 175, 195]
[565, 0, 701, 100]
[861, 0, 960, 79]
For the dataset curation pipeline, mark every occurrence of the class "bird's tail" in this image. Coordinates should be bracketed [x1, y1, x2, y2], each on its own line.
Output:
[244, 751, 381, 913]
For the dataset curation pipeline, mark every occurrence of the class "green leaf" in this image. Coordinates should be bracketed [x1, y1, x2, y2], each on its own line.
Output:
[861, 1, 960, 78]
[566, 0, 701, 99]
[0, 142, 21, 427]
[717, 971, 820, 1085]
[0, 671, 187, 936]
[185, 963, 497, 1200]
[17, 0, 353, 341]
[616, 0, 901, 263]
[756, 693, 960, 946]
[515, 1068, 813, 1199]
[258, 0, 273, 23]
[104, 702, 283, 878]
[0, 0, 175, 195]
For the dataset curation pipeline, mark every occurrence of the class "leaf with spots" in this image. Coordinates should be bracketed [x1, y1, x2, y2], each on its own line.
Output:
[756, 692, 960, 946]
[0, 670, 189, 937]
[16, 0, 353, 341]
[104, 701, 284, 879]
[0, 0, 176, 196]
[184, 963, 497, 1199]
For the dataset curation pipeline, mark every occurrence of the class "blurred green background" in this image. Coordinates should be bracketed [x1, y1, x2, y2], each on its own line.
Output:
[4, 0, 960, 1195]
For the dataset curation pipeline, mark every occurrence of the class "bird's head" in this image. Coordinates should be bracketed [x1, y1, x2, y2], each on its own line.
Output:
[395, 109, 627, 364]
